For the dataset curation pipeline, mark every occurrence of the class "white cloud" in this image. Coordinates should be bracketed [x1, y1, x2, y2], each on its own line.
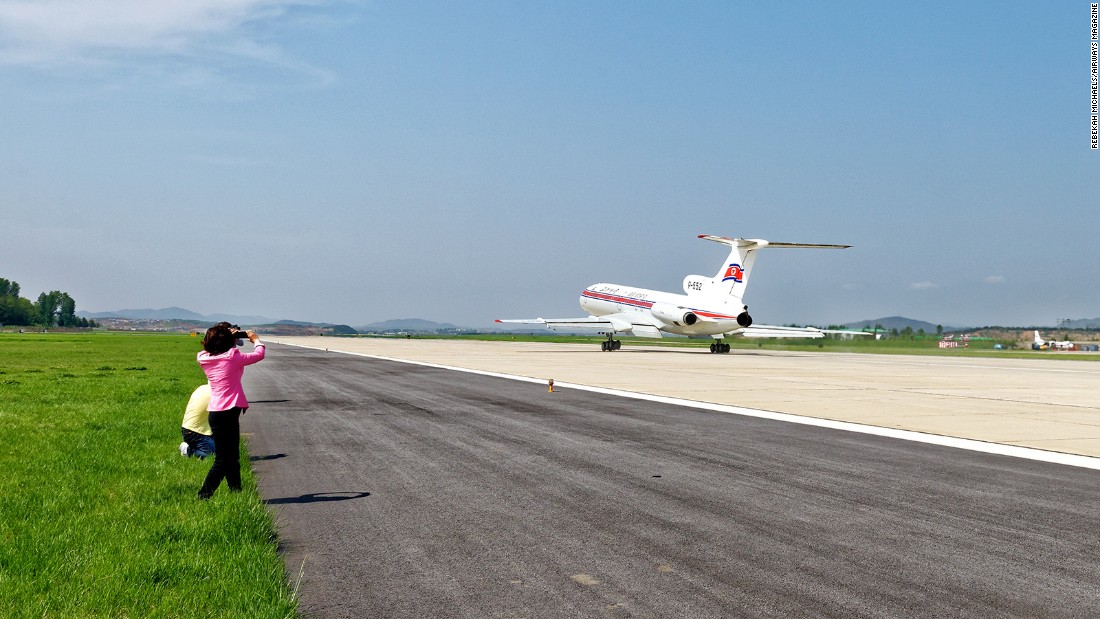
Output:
[984, 275, 1005, 285]
[909, 281, 939, 290]
[0, 0, 330, 74]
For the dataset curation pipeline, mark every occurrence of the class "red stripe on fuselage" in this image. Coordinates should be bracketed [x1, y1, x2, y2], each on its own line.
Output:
[581, 290, 655, 309]
[582, 289, 739, 320]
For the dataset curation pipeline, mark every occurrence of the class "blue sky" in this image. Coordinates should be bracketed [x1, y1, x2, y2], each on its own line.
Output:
[1, 1, 1096, 328]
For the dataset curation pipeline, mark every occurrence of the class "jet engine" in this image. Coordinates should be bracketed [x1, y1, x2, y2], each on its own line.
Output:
[737, 310, 752, 327]
[650, 302, 698, 327]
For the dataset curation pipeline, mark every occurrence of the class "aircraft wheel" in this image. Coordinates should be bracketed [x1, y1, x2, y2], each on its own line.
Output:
[601, 341, 608, 351]
[722, 343, 731, 353]
[709, 343, 716, 353]
[613, 340, 621, 350]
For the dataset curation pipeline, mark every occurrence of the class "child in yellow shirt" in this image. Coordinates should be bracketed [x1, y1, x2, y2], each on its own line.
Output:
[180, 384, 216, 459]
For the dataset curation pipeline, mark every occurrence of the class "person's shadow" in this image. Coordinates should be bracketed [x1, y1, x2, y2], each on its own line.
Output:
[264, 492, 371, 505]
[250, 453, 288, 462]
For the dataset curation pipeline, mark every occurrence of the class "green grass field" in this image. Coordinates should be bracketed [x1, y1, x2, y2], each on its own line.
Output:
[0, 333, 296, 618]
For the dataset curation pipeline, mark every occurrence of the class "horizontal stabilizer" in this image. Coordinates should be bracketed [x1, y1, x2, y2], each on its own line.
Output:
[697, 235, 851, 250]
[693, 235, 851, 302]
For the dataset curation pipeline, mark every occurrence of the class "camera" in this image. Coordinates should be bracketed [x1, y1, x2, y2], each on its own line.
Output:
[231, 325, 250, 346]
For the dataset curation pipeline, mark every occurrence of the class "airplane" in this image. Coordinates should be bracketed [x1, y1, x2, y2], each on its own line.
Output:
[1032, 331, 1075, 351]
[497, 234, 869, 353]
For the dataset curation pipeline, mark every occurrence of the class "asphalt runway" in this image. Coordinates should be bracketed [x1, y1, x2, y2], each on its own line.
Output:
[242, 345, 1100, 618]
[262, 336, 1100, 458]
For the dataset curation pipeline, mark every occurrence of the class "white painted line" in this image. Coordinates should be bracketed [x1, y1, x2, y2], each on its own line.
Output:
[274, 342, 1100, 471]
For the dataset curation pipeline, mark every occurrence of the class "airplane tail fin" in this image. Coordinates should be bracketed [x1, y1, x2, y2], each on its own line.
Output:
[1034, 331, 1043, 343]
[707, 237, 765, 302]
[688, 235, 851, 302]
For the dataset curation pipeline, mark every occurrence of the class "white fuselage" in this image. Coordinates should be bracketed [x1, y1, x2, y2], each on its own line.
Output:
[579, 283, 745, 337]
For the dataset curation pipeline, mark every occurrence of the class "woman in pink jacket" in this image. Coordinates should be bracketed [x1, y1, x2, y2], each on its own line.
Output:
[196, 322, 266, 499]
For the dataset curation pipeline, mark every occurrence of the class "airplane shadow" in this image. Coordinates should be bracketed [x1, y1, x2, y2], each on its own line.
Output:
[264, 491, 371, 505]
[250, 453, 288, 462]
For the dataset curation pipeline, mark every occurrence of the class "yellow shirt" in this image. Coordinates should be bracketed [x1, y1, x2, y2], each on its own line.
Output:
[181, 384, 212, 435]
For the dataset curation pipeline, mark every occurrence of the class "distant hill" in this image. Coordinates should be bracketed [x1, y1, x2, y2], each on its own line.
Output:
[1064, 317, 1100, 329]
[81, 307, 202, 320]
[79, 307, 277, 325]
[842, 316, 961, 333]
[77, 307, 471, 333]
[356, 318, 463, 332]
[77, 307, 359, 334]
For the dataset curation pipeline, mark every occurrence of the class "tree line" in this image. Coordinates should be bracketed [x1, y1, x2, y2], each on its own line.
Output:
[0, 278, 97, 328]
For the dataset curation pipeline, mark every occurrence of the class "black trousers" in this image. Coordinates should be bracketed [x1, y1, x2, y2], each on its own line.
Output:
[198, 407, 243, 498]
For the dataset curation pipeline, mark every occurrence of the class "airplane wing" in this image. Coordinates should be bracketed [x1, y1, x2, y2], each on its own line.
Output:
[496, 314, 665, 338]
[725, 324, 872, 339]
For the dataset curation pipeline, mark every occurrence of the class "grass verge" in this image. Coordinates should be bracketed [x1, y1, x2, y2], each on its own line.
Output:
[0, 332, 296, 618]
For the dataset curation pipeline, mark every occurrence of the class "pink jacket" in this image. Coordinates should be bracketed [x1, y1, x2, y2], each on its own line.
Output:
[197, 343, 266, 412]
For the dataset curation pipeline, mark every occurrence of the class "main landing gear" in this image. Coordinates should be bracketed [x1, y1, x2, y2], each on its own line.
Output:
[601, 334, 622, 351]
[709, 341, 731, 354]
